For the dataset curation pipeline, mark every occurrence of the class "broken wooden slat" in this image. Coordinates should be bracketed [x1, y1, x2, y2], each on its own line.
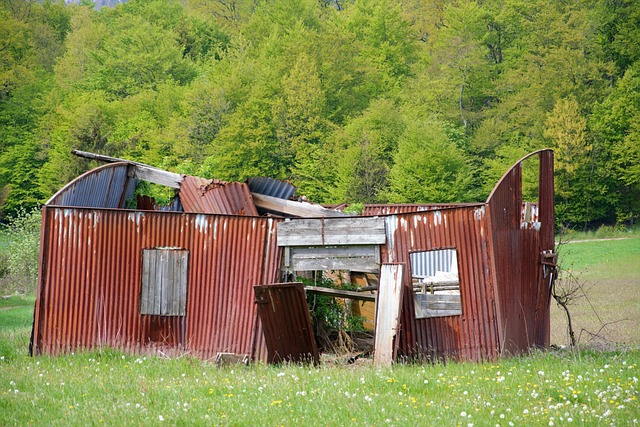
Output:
[252, 193, 347, 218]
[133, 165, 182, 189]
[277, 217, 386, 246]
[304, 286, 376, 302]
[374, 263, 404, 367]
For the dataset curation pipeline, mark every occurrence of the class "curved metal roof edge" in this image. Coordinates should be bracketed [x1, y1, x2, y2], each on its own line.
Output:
[45, 162, 132, 206]
[485, 149, 554, 204]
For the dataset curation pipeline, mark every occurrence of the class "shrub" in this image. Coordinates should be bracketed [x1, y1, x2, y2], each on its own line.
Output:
[301, 275, 367, 355]
[0, 207, 41, 295]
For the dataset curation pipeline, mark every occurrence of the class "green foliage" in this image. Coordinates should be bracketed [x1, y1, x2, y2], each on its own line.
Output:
[0, 208, 42, 295]
[302, 276, 365, 337]
[330, 99, 404, 203]
[343, 203, 364, 215]
[129, 181, 176, 208]
[0, 0, 638, 230]
[387, 118, 475, 203]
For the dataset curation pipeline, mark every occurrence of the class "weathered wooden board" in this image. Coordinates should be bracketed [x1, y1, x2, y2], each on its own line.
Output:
[413, 293, 462, 318]
[133, 165, 183, 189]
[285, 245, 380, 273]
[140, 249, 188, 316]
[252, 193, 347, 218]
[277, 217, 386, 247]
[374, 263, 404, 367]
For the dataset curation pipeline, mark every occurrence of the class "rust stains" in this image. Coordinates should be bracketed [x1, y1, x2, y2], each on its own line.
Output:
[254, 283, 319, 364]
[179, 176, 258, 216]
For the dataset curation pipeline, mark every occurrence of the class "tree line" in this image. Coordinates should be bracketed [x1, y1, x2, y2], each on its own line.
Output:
[1, 0, 638, 229]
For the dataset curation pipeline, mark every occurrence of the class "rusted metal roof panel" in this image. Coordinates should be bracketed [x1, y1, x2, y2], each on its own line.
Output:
[486, 149, 555, 354]
[254, 282, 319, 364]
[382, 206, 500, 362]
[179, 176, 258, 216]
[362, 203, 477, 216]
[46, 163, 137, 208]
[247, 177, 296, 200]
[32, 207, 281, 359]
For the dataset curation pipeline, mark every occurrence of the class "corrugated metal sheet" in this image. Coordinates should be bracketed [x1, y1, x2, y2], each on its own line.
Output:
[362, 203, 476, 216]
[486, 149, 555, 354]
[409, 249, 456, 277]
[32, 208, 281, 359]
[382, 205, 499, 362]
[179, 176, 258, 216]
[46, 163, 137, 208]
[379, 149, 554, 362]
[247, 177, 297, 200]
[254, 282, 319, 364]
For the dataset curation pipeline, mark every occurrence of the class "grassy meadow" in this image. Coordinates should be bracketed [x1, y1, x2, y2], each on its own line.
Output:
[0, 236, 639, 426]
[551, 236, 640, 347]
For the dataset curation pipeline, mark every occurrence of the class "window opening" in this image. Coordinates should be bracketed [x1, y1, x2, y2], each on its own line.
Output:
[410, 249, 462, 318]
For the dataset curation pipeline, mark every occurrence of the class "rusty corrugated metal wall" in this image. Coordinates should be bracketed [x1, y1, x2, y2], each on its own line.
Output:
[380, 150, 554, 361]
[32, 208, 281, 359]
[486, 149, 555, 354]
[382, 205, 500, 362]
[362, 203, 477, 216]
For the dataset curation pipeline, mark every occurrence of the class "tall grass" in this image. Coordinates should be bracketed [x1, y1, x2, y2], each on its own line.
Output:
[557, 224, 640, 241]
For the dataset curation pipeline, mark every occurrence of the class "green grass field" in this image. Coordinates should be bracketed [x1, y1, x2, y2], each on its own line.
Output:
[0, 237, 639, 426]
[551, 237, 640, 347]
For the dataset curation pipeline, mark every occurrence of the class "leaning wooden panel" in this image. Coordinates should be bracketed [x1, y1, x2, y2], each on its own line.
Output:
[254, 283, 319, 365]
[374, 264, 405, 367]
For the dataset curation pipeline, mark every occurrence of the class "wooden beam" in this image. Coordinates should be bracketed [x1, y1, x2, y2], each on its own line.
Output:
[252, 193, 348, 218]
[72, 150, 183, 189]
[132, 165, 182, 189]
[304, 286, 376, 302]
[414, 293, 462, 318]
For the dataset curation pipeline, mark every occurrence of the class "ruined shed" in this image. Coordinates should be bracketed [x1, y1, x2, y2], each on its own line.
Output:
[31, 149, 555, 363]
[31, 161, 284, 359]
[275, 149, 555, 362]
